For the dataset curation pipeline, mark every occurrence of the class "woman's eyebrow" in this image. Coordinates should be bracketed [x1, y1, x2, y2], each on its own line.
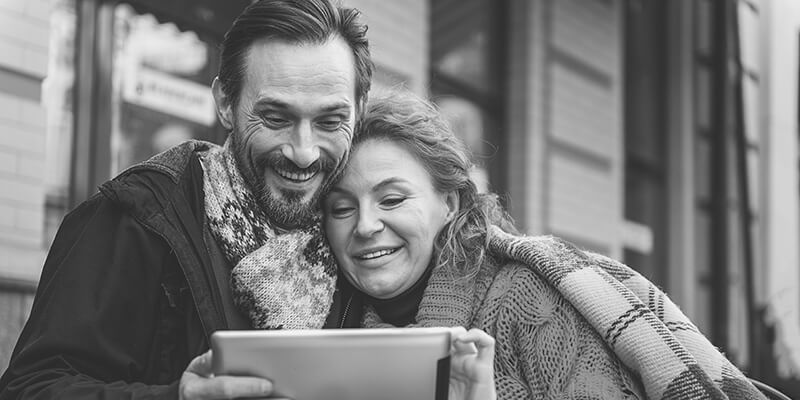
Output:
[372, 177, 408, 192]
[327, 186, 350, 196]
[326, 177, 409, 197]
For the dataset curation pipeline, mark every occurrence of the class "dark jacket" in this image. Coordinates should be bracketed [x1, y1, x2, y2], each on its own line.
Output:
[0, 141, 360, 399]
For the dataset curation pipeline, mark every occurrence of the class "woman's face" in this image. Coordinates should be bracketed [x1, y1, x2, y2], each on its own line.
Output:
[324, 139, 455, 299]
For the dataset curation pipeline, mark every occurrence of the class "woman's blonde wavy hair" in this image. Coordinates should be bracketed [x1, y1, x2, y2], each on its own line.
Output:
[354, 89, 517, 278]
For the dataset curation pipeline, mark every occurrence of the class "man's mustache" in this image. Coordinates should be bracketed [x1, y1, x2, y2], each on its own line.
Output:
[256, 152, 337, 176]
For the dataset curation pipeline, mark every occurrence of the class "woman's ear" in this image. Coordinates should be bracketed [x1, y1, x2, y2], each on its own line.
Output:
[443, 191, 460, 223]
[212, 77, 234, 131]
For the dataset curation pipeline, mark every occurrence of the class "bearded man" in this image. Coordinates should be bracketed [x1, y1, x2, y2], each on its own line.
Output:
[0, 1, 372, 398]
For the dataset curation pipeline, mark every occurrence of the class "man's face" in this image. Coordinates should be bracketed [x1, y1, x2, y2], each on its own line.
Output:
[224, 37, 357, 229]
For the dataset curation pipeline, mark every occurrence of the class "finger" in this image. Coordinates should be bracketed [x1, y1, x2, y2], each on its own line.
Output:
[452, 339, 478, 355]
[185, 350, 214, 378]
[454, 329, 495, 359]
[466, 329, 496, 363]
[455, 328, 489, 342]
[448, 326, 467, 341]
[456, 328, 494, 346]
[448, 326, 476, 356]
[185, 375, 273, 399]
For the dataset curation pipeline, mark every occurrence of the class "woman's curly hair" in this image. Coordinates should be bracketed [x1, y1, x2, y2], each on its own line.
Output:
[354, 89, 517, 278]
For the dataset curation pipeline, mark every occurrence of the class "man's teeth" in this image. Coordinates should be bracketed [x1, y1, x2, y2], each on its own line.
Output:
[359, 248, 397, 260]
[276, 168, 316, 182]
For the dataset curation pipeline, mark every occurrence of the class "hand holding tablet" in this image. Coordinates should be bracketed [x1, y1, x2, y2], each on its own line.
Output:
[179, 350, 273, 400]
[448, 327, 497, 400]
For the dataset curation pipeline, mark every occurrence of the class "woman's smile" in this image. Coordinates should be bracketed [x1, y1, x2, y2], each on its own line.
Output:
[354, 246, 400, 261]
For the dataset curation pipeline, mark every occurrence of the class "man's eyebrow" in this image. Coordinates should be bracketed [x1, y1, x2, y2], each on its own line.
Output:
[320, 102, 353, 114]
[253, 97, 352, 113]
[253, 97, 291, 109]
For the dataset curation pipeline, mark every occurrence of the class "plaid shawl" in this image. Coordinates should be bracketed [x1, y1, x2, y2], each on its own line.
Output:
[487, 226, 766, 400]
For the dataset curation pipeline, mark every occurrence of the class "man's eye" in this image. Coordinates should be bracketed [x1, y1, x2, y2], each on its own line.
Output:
[316, 117, 344, 131]
[262, 115, 291, 129]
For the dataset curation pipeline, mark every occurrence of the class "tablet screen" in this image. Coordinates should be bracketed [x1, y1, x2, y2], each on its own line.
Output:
[211, 327, 451, 400]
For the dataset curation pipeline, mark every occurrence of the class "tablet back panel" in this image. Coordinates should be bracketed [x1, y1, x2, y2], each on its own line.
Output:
[211, 328, 451, 400]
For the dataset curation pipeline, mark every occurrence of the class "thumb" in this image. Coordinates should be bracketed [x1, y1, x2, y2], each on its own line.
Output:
[186, 350, 214, 378]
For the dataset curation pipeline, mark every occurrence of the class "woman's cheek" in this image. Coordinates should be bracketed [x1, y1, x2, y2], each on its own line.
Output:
[328, 221, 349, 262]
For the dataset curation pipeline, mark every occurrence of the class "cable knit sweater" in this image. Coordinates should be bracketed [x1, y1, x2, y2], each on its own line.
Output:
[363, 226, 766, 400]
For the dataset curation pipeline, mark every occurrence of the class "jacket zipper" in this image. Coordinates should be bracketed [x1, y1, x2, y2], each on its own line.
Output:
[339, 293, 354, 328]
[140, 221, 210, 336]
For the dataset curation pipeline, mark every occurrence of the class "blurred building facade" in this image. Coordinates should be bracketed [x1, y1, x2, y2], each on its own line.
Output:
[0, 0, 798, 394]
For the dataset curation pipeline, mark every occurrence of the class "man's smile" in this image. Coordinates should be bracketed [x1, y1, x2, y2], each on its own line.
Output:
[274, 166, 318, 183]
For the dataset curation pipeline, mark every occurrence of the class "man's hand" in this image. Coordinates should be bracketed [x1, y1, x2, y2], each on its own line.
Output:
[179, 350, 275, 400]
[448, 327, 497, 400]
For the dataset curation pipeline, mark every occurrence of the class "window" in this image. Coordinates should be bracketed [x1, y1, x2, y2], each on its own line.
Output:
[623, 0, 669, 287]
[43, 0, 77, 245]
[430, 0, 508, 195]
[71, 0, 247, 204]
[109, 4, 224, 175]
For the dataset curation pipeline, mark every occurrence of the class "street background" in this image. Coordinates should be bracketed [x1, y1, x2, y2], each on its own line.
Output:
[0, 0, 799, 396]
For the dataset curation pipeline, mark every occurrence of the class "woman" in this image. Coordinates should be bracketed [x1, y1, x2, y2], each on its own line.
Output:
[323, 89, 767, 400]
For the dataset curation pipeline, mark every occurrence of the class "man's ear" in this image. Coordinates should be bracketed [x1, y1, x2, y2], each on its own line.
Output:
[212, 77, 234, 131]
[443, 190, 460, 223]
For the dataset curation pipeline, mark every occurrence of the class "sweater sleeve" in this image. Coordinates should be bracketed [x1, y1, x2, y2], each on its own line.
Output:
[483, 264, 645, 400]
[0, 195, 181, 400]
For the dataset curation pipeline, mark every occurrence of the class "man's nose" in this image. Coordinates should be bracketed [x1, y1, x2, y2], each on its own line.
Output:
[355, 208, 384, 238]
[282, 121, 320, 168]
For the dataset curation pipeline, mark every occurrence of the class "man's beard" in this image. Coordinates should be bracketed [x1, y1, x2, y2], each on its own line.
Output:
[230, 133, 343, 229]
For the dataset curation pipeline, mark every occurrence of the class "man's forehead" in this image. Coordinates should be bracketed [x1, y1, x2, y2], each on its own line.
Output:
[242, 36, 354, 76]
[238, 36, 358, 108]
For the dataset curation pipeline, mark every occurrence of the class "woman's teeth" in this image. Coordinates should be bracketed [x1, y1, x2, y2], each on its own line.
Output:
[359, 248, 398, 260]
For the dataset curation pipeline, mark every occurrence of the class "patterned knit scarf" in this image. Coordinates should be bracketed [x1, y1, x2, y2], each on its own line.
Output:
[198, 140, 337, 329]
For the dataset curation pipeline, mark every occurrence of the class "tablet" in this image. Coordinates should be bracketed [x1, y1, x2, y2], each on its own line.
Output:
[211, 327, 451, 400]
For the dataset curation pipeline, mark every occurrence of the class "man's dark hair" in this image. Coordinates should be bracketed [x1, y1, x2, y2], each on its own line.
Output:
[218, 0, 372, 114]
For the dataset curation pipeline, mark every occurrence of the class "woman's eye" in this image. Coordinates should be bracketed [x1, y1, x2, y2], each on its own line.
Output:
[329, 205, 355, 218]
[381, 196, 406, 208]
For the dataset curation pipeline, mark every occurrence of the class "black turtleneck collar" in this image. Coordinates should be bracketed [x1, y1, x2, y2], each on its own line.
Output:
[363, 266, 433, 327]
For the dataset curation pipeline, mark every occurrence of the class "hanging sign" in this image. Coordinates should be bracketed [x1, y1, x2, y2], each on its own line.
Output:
[123, 67, 216, 127]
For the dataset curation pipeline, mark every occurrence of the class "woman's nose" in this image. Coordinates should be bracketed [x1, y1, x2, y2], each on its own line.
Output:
[282, 121, 320, 168]
[355, 208, 384, 238]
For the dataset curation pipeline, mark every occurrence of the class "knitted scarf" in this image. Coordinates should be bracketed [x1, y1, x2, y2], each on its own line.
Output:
[198, 140, 337, 329]
[486, 226, 764, 400]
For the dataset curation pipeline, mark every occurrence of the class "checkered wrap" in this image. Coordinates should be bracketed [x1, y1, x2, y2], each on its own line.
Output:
[487, 226, 765, 400]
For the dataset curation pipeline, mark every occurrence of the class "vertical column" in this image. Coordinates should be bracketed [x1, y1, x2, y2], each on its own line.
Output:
[505, 0, 547, 234]
[665, 0, 698, 320]
[761, 0, 800, 377]
[0, 1, 50, 282]
[709, 0, 731, 352]
[0, 0, 51, 369]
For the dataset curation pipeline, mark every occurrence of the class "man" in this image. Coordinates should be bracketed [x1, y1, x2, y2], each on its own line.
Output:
[0, 0, 372, 398]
